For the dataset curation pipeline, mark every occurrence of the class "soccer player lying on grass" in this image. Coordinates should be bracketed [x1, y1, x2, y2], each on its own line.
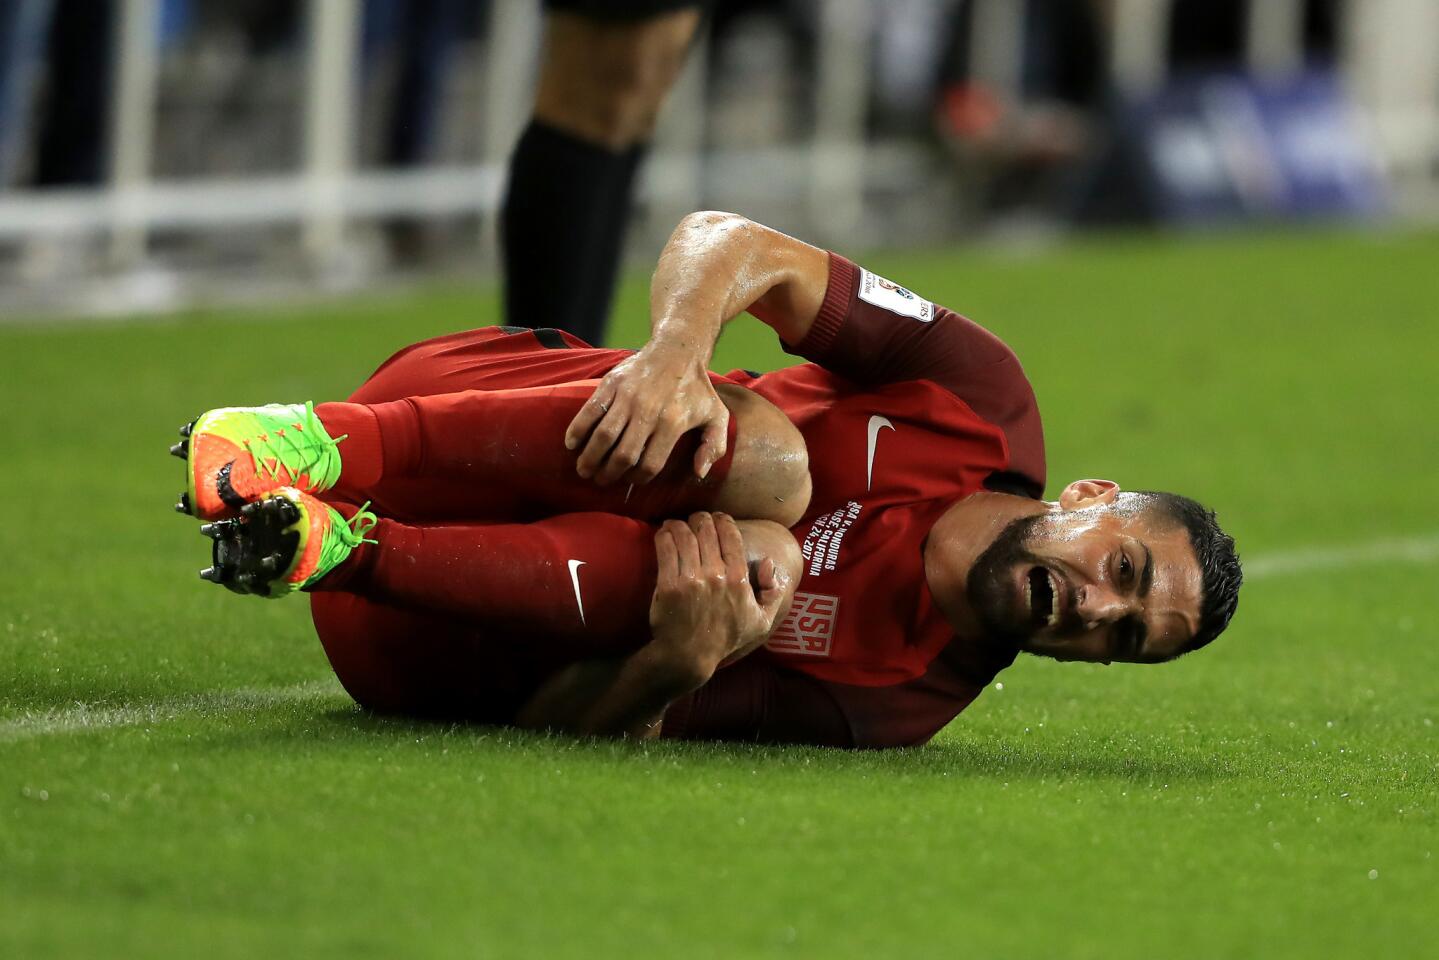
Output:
[170, 212, 1242, 748]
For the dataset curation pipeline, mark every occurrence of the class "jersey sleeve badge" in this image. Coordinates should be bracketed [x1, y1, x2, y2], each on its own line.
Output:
[858, 268, 933, 322]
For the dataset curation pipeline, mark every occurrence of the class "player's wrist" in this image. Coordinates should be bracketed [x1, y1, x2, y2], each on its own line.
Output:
[634, 640, 714, 697]
[649, 312, 720, 364]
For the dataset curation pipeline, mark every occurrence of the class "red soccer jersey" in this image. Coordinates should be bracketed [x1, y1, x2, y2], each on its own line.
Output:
[663, 253, 1046, 748]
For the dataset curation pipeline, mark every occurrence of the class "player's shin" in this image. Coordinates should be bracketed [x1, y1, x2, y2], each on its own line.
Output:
[308, 512, 661, 661]
[315, 386, 736, 522]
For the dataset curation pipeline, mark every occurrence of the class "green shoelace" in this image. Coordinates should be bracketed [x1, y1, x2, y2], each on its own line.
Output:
[305, 501, 380, 589]
[244, 401, 347, 489]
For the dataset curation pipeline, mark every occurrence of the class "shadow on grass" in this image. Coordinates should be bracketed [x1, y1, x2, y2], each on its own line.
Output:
[305, 707, 1234, 784]
[1, 682, 1232, 787]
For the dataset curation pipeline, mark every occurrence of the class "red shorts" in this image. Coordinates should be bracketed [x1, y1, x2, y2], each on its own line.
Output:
[312, 592, 570, 722]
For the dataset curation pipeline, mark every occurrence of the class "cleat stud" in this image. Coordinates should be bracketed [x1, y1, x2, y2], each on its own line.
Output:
[260, 555, 279, 574]
[174, 493, 191, 514]
[170, 441, 187, 460]
[201, 519, 239, 540]
[199, 566, 224, 582]
[180, 421, 194, 438]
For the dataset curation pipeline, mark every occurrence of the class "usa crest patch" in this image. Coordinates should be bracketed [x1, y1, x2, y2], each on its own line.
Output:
[766, 592, 840, 658]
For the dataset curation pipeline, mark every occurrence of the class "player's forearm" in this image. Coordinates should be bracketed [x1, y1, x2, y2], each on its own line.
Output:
[648, 212, 829, 359]
[516, 644, 711, 740]
[574, 642, 713, 739]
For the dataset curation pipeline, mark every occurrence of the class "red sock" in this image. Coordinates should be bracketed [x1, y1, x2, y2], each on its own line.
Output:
[313, 509, 658, 662]
[317, 385, 735, 523]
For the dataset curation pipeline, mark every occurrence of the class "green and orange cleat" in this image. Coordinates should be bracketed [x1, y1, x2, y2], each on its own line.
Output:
[171, 402, 345, 520]
[197, 487, 378, 598]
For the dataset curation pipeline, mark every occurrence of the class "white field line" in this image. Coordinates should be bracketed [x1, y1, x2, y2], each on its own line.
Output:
[1243, 533, 1439, 579]
[0, 679, 343, 744]
[4, 533, 1438, 743]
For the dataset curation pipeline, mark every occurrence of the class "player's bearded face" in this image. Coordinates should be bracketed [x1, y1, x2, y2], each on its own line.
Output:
[964, 500, 1203, 661]
[966, 513, 1056, 646]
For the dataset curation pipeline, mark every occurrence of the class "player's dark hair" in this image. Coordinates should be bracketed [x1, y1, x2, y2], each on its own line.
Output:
[1135, 491, 1242, 658]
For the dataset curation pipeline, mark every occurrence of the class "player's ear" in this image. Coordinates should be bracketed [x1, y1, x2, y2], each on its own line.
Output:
[1057, 479, 1120, 511]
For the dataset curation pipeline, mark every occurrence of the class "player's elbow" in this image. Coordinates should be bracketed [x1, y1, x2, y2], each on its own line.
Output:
[680, 209, 746, 229]
[674, 210, 756, 248]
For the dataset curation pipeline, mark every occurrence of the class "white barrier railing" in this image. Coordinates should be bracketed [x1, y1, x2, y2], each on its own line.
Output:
[0, 0, 1434, 279]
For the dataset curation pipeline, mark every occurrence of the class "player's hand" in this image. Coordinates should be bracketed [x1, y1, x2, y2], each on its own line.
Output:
[649, 513, 788, 674]
[564, 341, 729, 486]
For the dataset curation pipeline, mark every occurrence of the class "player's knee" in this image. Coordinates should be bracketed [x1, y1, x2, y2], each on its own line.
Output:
[715, 385, 811, 527]
[736, 519, 804, 602]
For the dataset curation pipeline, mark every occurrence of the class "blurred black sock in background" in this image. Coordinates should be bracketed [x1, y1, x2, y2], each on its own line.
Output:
[35, 0, 114, 186]
[501, 121, 644, 347]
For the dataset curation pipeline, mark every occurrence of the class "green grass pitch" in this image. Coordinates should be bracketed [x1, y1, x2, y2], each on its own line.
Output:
[2, 228, 1435, 958]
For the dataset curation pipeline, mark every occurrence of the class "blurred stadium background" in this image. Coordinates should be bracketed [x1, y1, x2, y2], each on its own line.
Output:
[4, 3, 1437, 958]
[1, 0, 1436, 317]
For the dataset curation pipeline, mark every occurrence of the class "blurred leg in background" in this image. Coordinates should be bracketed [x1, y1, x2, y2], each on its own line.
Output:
[0, 0, 56, 187]
[0, 0, 115, 188]
[362, 0, 466, 266]
[934, 0, 1104, 219]
[32, 0, 115, 188]
[0, 0, 114, 281]
[501, 1, 705, 345]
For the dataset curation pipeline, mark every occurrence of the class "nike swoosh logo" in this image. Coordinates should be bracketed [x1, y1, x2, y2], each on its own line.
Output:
[866, 415, 894, 491]
[567, 559, 587, 626]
